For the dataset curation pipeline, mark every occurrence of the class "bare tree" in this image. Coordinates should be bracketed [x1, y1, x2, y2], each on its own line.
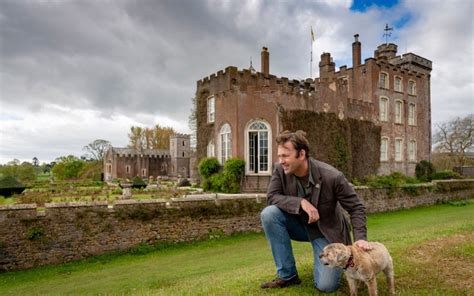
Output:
[83, 139, 112, 162]
[433, 114, 473, 167]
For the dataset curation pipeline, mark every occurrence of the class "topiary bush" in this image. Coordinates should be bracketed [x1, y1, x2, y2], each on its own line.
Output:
[415, 160, 435, 181]
[199, 158, 245, 193]
[131, 176, 147, 189]
[198, 157, 220, 179]
[0, 175, 26, 197]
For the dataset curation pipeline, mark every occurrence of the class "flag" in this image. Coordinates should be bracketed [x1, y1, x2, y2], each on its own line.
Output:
[311, 26, 315, 42]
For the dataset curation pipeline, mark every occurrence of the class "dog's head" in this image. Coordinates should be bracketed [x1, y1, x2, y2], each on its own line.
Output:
[319, 243, 352, 268]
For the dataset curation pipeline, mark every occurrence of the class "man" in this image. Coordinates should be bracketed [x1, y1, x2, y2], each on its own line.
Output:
[260, 130, 371, 292]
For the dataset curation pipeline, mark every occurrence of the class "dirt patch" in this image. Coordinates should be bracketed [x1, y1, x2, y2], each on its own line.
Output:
[407, 232, 474, 293]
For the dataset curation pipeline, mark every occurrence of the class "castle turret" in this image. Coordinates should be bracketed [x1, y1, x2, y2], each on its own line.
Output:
[374, 43, 397, 60]
[352, 34, 361, 67]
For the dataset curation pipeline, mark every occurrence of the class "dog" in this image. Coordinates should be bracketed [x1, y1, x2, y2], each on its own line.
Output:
[319, 242, 395, 296]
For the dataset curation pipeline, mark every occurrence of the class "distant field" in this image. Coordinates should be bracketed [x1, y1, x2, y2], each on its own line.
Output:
[0, 201, 473, 295]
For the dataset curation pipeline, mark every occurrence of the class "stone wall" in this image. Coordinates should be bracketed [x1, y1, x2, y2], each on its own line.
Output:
[1, 180, 473, 272]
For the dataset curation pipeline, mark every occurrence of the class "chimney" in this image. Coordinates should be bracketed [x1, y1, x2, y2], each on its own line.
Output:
[319, 52, 335, 79]
[352, 34, 361, 67]
[261, 47, 269, 76]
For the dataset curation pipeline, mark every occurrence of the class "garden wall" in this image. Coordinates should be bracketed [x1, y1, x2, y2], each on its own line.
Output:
[1, 180, 473, 272]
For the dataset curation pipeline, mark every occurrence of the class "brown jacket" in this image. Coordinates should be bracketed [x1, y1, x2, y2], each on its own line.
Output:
[267, 158, 367, 244]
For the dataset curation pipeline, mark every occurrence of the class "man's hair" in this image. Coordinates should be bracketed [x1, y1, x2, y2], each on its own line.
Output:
[276, 130, 310, 158]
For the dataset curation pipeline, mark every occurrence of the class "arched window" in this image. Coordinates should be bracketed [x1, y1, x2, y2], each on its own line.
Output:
[394, 76, 403, 92]
[408, 103, 416, 126]
[408, 80, 416, 96]
[219, 123, 232, 164]
[246, 120, 271, 174]
[395, 138, 403, 162]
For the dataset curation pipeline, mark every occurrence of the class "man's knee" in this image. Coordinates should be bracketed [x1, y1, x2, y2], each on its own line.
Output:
[315, 281, 339, 293]
[260, 205, 282, 225]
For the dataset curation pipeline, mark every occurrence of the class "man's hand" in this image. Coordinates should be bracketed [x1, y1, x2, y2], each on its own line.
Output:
[354, 240, 373, 251]
[300, 199, 319, 224]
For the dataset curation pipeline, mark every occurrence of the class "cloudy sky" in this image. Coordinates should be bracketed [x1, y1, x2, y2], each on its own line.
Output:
[0, 0, 473, 164]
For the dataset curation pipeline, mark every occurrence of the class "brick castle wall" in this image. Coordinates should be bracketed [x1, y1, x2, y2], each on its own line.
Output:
[1, 180, 473, 272]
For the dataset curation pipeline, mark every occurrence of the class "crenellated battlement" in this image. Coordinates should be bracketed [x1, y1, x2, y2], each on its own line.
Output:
[197, 65, 317, 96]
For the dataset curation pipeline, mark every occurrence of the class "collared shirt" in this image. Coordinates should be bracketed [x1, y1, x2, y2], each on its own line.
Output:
[293, 159, 323, 239]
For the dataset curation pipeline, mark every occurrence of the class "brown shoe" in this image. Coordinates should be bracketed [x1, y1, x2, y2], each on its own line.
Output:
[260, 275, 301, 289]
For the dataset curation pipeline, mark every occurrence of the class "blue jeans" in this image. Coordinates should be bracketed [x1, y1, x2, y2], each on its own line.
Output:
[261, 205, 342, 292]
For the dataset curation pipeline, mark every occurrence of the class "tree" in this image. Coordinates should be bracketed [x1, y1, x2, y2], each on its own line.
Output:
[0, 160, 36, 183]
[433, 114, 473, 167]
[127, 124, 175, 150]
[32, 157, 39, 166]
[51, 155, 85, 180]
[82, 139, 112, 161]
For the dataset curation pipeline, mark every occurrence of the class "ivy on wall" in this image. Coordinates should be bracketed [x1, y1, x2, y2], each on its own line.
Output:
[196, 90, 214, 161]
[282, 110, 380, 180]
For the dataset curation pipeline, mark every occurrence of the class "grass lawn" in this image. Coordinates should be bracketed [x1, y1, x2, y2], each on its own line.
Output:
[0, 201, 473, 295]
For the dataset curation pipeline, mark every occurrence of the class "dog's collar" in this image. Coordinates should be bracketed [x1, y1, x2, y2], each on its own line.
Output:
[344, 255, 355, 269]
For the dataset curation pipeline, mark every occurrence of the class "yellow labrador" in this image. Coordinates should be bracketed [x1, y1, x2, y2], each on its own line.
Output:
[320, 242, 395, 296]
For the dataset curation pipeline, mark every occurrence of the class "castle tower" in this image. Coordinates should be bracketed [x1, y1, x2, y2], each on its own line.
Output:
[170, 134, 191, 178]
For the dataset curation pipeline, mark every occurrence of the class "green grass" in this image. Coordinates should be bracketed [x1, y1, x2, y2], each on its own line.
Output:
[0, 201, 473, 295]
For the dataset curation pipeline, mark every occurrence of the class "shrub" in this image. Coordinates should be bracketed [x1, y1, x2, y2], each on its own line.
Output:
[198, 158, 220, 179]
[223, 158, 245, 181]
[0, 176, 26, 197]
[27, 226, 44, 240]
[131, 176, 147, 189]
[415, 160, 435, 181]
[430, 170, 461, 180]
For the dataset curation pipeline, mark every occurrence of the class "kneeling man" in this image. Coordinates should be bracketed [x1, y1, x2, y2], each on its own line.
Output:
[260, 130, 371, 292]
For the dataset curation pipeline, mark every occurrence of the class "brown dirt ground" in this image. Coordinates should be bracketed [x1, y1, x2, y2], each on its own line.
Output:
[407, 232, 474, 293]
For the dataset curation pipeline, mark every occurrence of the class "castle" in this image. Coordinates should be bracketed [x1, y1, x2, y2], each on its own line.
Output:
[195, 35, 432, 191]
[103, 134, 191, 181]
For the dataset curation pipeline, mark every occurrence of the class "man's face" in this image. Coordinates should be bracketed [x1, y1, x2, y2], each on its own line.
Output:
[277, 141, 306, 175]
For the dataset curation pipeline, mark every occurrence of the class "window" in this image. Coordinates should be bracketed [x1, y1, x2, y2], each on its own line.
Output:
[379, 97, 388, 122]
[207, 139, 215, 157]
[182, 151, 185, 157]
[408, 140, 416, 162]
[381, 137, 388, 161]
[408, 80, 416, 96]
[219, 123, 232, 164]
[395, 76, 403, 92]
[182, 141, 185, 146]
[408, 103, 416, 126]
[125, 165, 131, 174]
[246, 120, 271, 174]
[207, 96, 215, 123]
[395, 100, 403, 124]
[141, 168, 147, 177]
[379, 72, 389, 89]
[395, 138, 403, 162]
[107, 164, 112, 173]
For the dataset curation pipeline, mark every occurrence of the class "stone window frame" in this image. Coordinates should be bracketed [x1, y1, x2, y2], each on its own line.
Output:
[379, 96, 389, 122]
[219, 122, 232, 164]
[244, 119, 272, 175]
[395, 99, 403, 124]
[379, 71, 389, 89]
[408, 139, 417, 162]
[125, 165, 131, 174]
[141, 168, 147, 177]
[395, 137, 404, 162]
[207, 139, 215, 157]
[408, 103, 417, 126]
[394, 76, 403, 93]
[381, 137, 389, 162]
[207, 95, 215, 123]
[408, 80, 416, 96]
